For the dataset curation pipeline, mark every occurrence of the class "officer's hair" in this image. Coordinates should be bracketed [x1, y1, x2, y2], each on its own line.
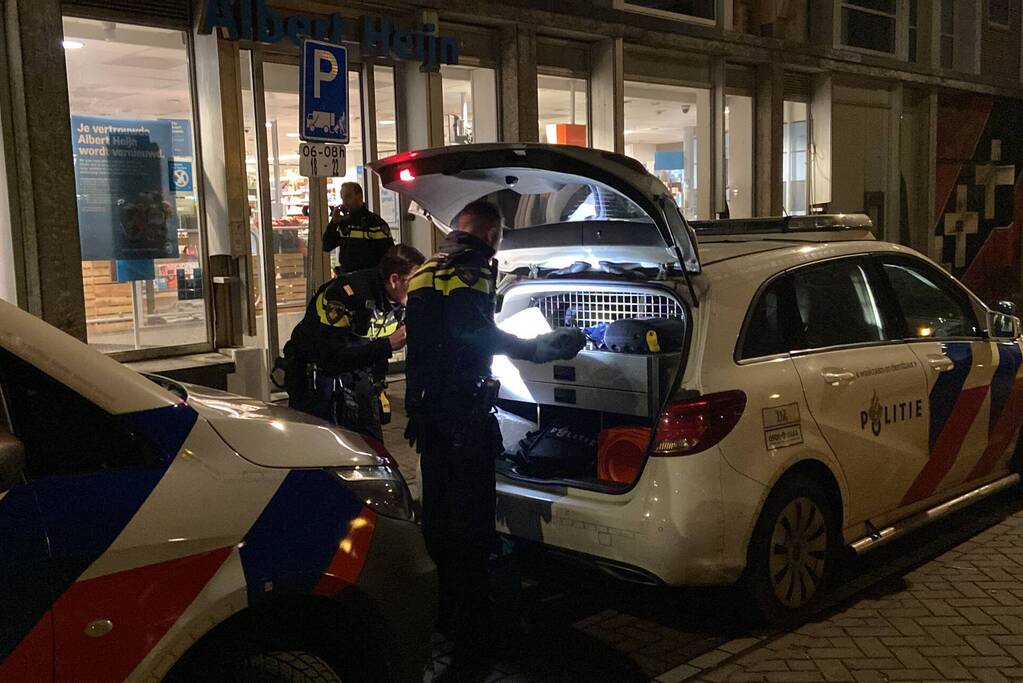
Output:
[455, 200, 502, 234]
[379, 244, 426, 279]
[340, 182, 363, 197]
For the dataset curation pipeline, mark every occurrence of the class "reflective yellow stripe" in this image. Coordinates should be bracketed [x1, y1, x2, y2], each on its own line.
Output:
[315, 293, 351, 328]
[345, 229, 391, 240]
[407, 265, 492, 296]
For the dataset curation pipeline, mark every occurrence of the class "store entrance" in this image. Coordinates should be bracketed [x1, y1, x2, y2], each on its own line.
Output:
[241, 50, 398, 379]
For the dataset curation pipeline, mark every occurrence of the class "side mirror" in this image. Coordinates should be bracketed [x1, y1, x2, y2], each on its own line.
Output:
[994, 300, 1018, 317]
[989, 311, 1022, 339]
[0, 428, 25, 493]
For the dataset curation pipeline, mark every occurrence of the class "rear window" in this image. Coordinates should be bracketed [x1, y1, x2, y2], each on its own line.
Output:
[407, 167, 652, 231]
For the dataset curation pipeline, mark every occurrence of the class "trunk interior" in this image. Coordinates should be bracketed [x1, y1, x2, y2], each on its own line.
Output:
[492, 273, 689, 492]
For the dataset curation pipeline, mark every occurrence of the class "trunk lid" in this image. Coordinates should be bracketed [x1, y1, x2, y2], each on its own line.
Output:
[369, 144, 700, 273]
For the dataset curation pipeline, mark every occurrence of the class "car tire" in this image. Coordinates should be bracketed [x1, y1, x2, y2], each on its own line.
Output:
[742, 475, 836, 626]
[231, 651, 343, 683]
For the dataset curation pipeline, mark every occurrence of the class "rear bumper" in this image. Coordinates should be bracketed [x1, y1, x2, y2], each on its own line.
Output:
[496, 449, 766, 586]
[355, 514, 437, 683]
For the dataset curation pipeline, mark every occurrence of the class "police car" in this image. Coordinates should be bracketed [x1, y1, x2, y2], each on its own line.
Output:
[0, 300, 435, 681]
[374, 144, 1023, 623]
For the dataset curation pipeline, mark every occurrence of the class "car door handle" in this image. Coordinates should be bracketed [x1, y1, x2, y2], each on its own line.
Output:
[926, 354, 955, 372]
[821, 368, 856, 385]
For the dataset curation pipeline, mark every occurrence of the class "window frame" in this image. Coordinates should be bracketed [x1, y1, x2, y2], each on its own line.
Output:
[988, 0, 1012, 30]
[62, 12, 215, 362]
[869, 253, 984, 343]
[613, 0, 718, 26]
[839, 0, 899, 56]
[735, 254, 902, 364]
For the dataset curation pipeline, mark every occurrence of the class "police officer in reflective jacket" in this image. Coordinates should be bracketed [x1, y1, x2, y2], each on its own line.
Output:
[404, 200, 585, 655]
[323, 182, 395, 274]
[284, 244, 425, 441]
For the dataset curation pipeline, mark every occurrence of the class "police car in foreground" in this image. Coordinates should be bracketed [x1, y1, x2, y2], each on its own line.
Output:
[374, 143, 1023, 623]
[0, 300, 435, 681]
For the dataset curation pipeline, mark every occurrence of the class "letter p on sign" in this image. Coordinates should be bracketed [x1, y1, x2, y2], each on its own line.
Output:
[314, 49, 338, 98]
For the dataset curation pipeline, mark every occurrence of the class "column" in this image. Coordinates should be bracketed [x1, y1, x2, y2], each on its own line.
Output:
[194, 32, 249, 347]
[711, 58, 726, 218]
[886, 83, 903, 244]
[396, 9, 445, 256]
[3, 0, 85, 338]
[499, 24, 538, 143]
[590, 37, 624, 154]
[755, 63, 783, 217]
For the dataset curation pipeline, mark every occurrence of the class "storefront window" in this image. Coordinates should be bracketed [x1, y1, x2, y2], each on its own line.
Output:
[374, 66, 401, 240]
[783, 101, 809, 216]
[441, 65, 498, 146]
[724, 95, 754, 218]
[623, 80, 710, 220]
[538, 75, 588, 146]
[64, 17, 208, 353]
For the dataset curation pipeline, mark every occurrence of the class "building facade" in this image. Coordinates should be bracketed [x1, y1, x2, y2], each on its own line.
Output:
[1, 0, 1022, 388]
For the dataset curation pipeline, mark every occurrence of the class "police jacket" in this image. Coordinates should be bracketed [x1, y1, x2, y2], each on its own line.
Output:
[322, 205, 395, 273]
[404, 231, 537, 415]
[285, 268, 401, 379]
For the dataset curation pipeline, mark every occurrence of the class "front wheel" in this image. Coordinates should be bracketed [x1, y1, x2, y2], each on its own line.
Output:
[743, 476, 835, 625]
[230, 651, 343, 683]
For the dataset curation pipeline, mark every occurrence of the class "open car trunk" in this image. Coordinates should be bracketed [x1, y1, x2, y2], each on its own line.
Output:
[370, 144, 696, 491]
[489, 277, 689, 491]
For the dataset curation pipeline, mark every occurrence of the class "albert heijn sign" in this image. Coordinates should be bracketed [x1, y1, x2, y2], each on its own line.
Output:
[200, 0, 460, 72]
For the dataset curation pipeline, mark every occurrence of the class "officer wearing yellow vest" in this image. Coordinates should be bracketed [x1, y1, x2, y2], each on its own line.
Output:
[283, 244, 425, 441]
[323, 182, 395, 274]
[404, 201, 585, 661]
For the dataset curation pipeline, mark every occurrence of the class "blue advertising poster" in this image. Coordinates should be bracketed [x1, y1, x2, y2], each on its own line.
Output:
[115, 259, 156, 282]
[300, 39, 349, 143]
[71, 115, 180, 261]
[166, 119, 193, 158]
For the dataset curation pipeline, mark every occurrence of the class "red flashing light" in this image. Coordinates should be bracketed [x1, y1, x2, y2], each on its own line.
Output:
[399, 168, 415, 182]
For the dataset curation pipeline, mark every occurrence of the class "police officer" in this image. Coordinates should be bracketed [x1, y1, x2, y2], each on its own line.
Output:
[323, 182, 395, 273]
[404, 200, 585, 659]
[284, 244, 425, 441]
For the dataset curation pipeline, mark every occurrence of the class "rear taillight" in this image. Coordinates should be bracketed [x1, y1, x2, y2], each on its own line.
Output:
[652, 390, 747, 456]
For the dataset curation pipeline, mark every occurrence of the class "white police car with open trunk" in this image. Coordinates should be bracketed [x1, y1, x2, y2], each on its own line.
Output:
[373, 144, 1023, 622]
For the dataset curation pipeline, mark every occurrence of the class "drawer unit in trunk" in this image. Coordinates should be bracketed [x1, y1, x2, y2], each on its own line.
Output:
[492, 350, 681, 417]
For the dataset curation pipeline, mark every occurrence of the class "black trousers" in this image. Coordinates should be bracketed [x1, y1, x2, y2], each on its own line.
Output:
[418, 414, 500, 640]
[288, 372, 383, 442]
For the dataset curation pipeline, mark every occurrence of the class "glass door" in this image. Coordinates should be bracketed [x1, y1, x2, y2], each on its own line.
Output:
[241, 49, 372, 368]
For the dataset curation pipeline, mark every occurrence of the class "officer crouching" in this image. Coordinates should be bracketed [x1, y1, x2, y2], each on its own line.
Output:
[404, 200, 585, 668]
[283, 244, 426, 441]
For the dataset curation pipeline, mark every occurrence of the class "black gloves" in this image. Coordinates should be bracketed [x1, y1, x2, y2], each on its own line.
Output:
[532, 328, 587, 363]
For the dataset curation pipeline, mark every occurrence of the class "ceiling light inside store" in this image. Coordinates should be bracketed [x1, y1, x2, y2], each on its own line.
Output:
[380, 120, 395, 125]
[62, 40, 84, 49]
[286, 133, 299, 138]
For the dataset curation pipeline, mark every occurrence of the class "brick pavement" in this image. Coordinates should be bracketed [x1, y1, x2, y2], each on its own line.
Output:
[379, 381, 1023, 683]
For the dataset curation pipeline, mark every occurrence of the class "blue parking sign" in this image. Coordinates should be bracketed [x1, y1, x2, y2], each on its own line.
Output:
[300, 39, 348, 144]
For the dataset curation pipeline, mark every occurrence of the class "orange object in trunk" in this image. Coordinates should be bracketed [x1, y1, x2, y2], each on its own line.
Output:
[597, 426, 650, 484]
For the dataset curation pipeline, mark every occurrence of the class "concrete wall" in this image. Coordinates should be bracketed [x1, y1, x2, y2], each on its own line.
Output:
[981, 0, 1022, 81]
[830, 83, 891, 233]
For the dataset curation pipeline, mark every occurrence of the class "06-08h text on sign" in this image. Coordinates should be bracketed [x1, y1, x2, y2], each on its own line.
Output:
[299, 143, 346, 178]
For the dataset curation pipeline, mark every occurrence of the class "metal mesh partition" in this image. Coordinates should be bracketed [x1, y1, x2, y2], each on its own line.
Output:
[533, 291, 683, 328]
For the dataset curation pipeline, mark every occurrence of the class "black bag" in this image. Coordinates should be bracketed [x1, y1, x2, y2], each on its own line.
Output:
[511, 417, 598, 478]
[604, 317, 686, 354]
